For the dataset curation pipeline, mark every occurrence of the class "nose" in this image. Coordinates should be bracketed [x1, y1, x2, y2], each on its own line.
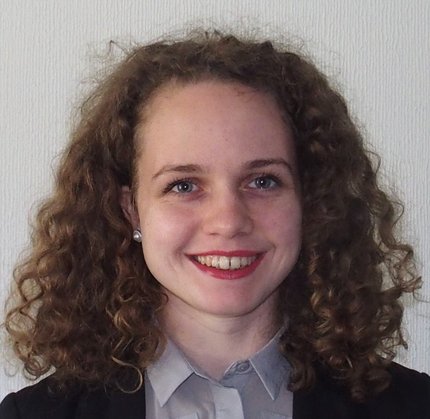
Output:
[201, 188, 253, 238]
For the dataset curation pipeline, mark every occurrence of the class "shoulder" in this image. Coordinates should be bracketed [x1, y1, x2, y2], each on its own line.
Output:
[387, 361, 430, 386]
[371, 362, 430, 416]
[0, 376, 84, 419]
[0, 375, 146, 419]
[294, 362, 430, 419]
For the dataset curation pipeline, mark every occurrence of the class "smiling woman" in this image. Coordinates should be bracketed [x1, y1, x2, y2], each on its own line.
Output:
[1, 32, 429, 419]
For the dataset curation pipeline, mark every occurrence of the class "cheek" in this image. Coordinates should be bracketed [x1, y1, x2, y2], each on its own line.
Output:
[258, 199, 302, 239]
[141, 204, 197, 249]
[262, 204, 302, 266]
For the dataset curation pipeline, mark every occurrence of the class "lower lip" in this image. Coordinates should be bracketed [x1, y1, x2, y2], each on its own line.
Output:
[190, 255, 264, 280]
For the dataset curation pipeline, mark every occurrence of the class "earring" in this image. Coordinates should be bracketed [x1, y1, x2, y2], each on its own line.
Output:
[132, 228, 142, 243]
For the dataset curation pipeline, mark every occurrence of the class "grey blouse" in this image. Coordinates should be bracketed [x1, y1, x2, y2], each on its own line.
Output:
[145, 332, 293, 419]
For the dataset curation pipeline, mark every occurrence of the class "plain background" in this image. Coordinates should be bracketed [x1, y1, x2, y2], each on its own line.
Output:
[1, 0, 429, 399]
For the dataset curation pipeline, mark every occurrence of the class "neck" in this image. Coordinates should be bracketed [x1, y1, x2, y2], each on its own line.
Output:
[159, 294, 281, 380]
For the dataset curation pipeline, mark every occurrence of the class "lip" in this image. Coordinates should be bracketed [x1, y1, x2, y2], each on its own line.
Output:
[191, 250, 259, 257]
[188, 251, 264, 280]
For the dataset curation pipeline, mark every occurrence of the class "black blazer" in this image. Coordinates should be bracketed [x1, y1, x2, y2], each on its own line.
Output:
[1, 363, 429, 419]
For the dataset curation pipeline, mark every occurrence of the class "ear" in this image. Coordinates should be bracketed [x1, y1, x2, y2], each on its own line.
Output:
[120, 186, 140, 228]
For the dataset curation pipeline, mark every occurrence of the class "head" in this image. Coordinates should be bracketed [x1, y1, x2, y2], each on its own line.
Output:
[120, 79, 302, 331]
[6, 31, 420, 400]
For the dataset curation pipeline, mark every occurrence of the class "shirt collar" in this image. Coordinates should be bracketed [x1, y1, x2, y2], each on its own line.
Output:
[146, 330, 291, 406]
[248, 328, 290, 400]
[146, 339, 194, 407]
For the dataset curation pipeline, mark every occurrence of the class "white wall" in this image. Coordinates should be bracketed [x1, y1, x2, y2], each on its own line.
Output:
[1, 0, 429, 399]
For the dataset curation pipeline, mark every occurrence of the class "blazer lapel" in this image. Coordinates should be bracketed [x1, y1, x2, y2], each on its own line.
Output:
[106, 387, 146, 419]
[76, 386, 146, 419]
[292, 374, 368, 419]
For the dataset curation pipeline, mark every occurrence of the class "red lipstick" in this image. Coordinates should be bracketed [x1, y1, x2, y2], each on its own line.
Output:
[189, 251, 264, 280]
[193, 250, 258, 257]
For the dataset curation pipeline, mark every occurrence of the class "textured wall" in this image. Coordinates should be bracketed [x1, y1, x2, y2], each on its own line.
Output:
[1, 0, 429, 399]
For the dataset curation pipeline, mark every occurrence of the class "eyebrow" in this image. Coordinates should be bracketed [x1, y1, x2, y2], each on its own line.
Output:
[152, 158, 295, 180]
[152, 164, 203, 180]
[244, 158, 295, 175]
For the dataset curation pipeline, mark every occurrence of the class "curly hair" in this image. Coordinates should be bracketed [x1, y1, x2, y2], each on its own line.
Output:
[4, 31, 421, 401]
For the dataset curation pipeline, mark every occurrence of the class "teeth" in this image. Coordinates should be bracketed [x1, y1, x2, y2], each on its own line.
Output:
[211, 256, 219, 268]
[195, 255, 257, 270]
[219, 256, 229, 270]
[230, 257, 241, 269]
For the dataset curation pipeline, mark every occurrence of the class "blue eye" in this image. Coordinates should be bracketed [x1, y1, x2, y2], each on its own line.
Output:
[250, 176, 279, 189]
[171, 180, 196, 193]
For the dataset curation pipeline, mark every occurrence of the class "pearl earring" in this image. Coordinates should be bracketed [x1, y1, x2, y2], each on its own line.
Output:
[132, 228, 142, 243]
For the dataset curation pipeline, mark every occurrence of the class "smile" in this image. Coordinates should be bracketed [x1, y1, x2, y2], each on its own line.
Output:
[189, 251, 264, 280]
[194, 255, 257, 271]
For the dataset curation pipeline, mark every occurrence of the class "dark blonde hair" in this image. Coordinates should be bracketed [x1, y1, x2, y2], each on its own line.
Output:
[5, 31, 420, 401]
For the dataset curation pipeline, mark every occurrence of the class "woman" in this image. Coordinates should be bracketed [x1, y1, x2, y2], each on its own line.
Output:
[1, 32, 429, 418]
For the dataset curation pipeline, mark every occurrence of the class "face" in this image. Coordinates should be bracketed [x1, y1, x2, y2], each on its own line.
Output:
[126, 80, 302, 323]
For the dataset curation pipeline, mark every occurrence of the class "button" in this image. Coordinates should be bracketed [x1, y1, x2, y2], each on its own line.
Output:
[236, 361, 251, 373]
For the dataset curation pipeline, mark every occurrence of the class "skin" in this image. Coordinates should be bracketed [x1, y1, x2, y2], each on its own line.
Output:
[121, 80, 302, 378]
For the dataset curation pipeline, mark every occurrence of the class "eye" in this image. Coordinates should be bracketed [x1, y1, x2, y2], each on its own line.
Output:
[249, 175, 279, 190]
[169, 180, 196, 194]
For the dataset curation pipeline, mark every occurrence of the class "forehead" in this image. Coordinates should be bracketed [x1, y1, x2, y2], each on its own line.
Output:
[136, 80, 294, 170]
[144, 80, 275, 121]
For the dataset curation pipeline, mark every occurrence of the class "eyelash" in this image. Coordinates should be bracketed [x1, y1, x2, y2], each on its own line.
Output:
[163, 178, 197, 194]
[162, 172, 284, 195]
[248, 172, 282, 190]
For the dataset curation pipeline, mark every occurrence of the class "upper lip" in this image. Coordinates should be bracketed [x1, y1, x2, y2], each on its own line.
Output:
[188, 250, 261, 257]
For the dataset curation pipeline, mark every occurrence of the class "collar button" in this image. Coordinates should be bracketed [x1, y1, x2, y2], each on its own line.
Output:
[236, 361, 251, 373]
